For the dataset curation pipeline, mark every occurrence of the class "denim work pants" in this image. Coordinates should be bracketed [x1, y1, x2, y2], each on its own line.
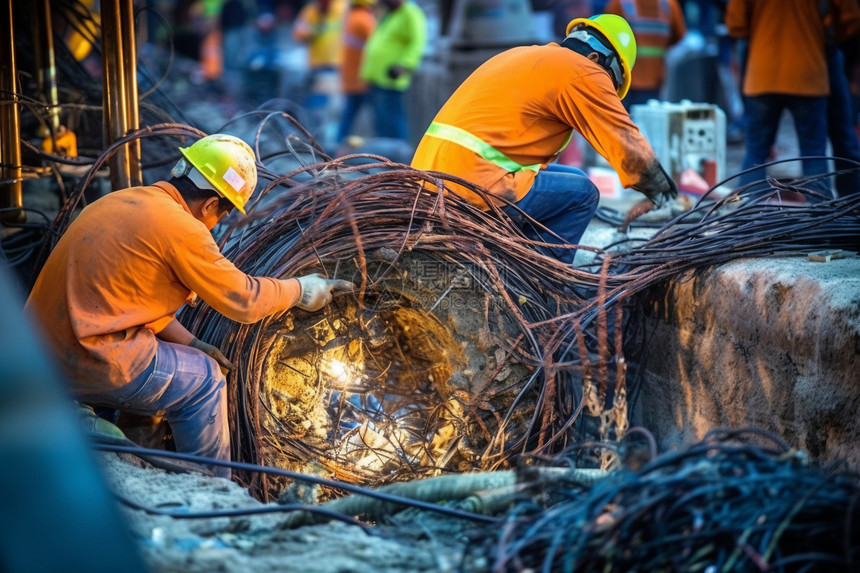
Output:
[827, 45, 860, 197]
[369, 85, 408, 140]
[85, 340, 230, 478]
[502, 163, 600, 264]
[739, 93, 829, 197]
[336, 92, 370, 144]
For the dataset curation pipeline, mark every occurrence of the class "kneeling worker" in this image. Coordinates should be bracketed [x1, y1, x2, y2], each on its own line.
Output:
[411, 14, 677, 263]
[26, 134, 353, 478]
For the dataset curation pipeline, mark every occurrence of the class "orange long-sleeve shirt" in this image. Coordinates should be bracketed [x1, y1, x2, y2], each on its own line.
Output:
[25, 182, 301, 394]
[340, 5, 377, 94]
[605, 0, 686, 91]
[726, 0, 860, 97]
[411, 43, 661, 207]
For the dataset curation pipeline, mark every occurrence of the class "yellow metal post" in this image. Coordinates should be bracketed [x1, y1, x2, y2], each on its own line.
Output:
[0, 0, 24, 223]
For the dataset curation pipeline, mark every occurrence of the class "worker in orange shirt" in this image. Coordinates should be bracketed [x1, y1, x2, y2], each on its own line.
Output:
[605, 0, 687, 107]
[25, 135, 353, 478]
[727, 0, 860, 196]
[335, 0, 378, 144]
[411, 14, 677, 263]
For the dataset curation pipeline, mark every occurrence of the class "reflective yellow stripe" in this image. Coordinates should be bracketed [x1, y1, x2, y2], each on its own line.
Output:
[425, 122, 542, 173]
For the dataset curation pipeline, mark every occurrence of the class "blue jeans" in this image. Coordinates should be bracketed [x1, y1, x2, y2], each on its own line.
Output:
[502, 163, 599, 264]
[83, 341, 230, 478]
[336, 92, 370, 144]
[827, 45, 860, 197]
[369, 85, 408, 141]
[740, 94, 829, 197]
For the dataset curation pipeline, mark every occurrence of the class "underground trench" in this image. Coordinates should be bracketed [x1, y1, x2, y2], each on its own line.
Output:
[253, 252, 535, 489]
[248, 251, 860, 497]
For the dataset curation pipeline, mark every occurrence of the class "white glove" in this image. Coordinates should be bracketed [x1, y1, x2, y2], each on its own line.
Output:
[295, 274, 355, 312]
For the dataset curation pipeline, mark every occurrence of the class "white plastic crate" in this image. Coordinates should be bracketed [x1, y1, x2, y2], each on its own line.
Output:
[631, 99, 726, 187]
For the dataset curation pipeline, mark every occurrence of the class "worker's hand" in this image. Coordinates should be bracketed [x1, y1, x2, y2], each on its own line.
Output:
[643, 163, 679, 208]
[189, 337, 234, 376]
[387, 65, 408, 80]
[295, 274, 355, 312]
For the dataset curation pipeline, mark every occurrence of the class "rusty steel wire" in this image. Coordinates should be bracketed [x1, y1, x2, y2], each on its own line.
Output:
[175, 135, 860, 500]
[17, 110, 860, 502]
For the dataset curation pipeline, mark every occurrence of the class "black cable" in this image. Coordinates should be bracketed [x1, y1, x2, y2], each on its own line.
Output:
[113, 493, 372, 533]
[93, 442, 500, 525]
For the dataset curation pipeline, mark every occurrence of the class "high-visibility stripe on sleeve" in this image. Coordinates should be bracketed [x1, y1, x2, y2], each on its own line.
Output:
[425, 122, 543, 173]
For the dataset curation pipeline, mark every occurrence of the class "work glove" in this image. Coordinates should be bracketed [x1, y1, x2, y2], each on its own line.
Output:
[189, 337, 234, 376]
[643, 163, 680, 208]
[295, 274, 355, 312]
[387, 64, 407, 80]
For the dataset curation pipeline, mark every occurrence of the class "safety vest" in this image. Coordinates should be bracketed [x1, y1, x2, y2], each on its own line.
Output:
[620, 0, 671, 59]
[425, 122, 572, 173]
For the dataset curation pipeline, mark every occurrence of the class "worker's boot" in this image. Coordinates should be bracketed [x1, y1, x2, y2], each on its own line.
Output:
[76, 402, 128, 442]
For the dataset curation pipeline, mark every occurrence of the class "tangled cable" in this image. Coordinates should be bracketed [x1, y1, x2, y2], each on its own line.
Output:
[173, 139, 860, 501]
[482, 427, 860, 572]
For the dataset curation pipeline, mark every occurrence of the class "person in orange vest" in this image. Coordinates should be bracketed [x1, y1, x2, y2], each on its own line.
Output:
[336, 0, 378, 143]
[411, 14, 678, 264]
[605, 0, 687, 107]
[25, 135, 353, 478]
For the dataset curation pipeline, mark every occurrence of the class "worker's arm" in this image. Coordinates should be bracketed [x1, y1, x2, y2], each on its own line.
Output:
[395, 3, 427, 73]
[669, 0, 688, 45]
[833, 0, 860, 44]
[154, 318, 194, 344]
[724, 0, 751, 39]
[154, 317, 233, 374]
[169, 226, 303, 324]
[553, 64, 677, 204]
[169, 224, 354, 323]
[292, 5, 316, 43]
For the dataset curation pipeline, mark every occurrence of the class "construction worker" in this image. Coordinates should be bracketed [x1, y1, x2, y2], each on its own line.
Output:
[359, 0, 427, 141]
[605, 0, 687, 107]
[293, 0, 348, 112]
[411, 14, 678, 264]
[25, 134, 353, 478]
[726, 0, 860, 197]
[335, 0, 378, 144]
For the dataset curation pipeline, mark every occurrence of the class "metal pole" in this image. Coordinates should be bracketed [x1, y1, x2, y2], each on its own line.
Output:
[0, 0, 24, 223]
[101, 0, 141, 190]
[120, 0, 141, 186]
[33, 0, 60, 138]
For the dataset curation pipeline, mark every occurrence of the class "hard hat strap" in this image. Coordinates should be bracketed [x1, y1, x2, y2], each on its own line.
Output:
[562, 31, 622, 90]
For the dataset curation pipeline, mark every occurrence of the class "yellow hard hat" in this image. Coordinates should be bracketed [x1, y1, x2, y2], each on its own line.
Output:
[566, 14, 637, 100]
[178, 134, 258, 214]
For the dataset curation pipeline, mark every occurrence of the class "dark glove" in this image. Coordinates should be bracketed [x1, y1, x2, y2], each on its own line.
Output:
[387, 65, 406, 80]
[295, 274, 355, 312]
[644, 163, 679, 208]
[189, 337, 233, 376]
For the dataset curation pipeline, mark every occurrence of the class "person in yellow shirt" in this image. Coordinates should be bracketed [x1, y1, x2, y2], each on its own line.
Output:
[411, 15, 677, 263]
[293, 0, 349, 111]
[26, 134, 353, 477]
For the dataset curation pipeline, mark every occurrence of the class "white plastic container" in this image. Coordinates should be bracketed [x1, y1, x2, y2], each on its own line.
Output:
[631, 99, 726, 186]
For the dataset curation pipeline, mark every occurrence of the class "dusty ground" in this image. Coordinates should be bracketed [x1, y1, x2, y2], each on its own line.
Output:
[98, 451, 494, 572]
